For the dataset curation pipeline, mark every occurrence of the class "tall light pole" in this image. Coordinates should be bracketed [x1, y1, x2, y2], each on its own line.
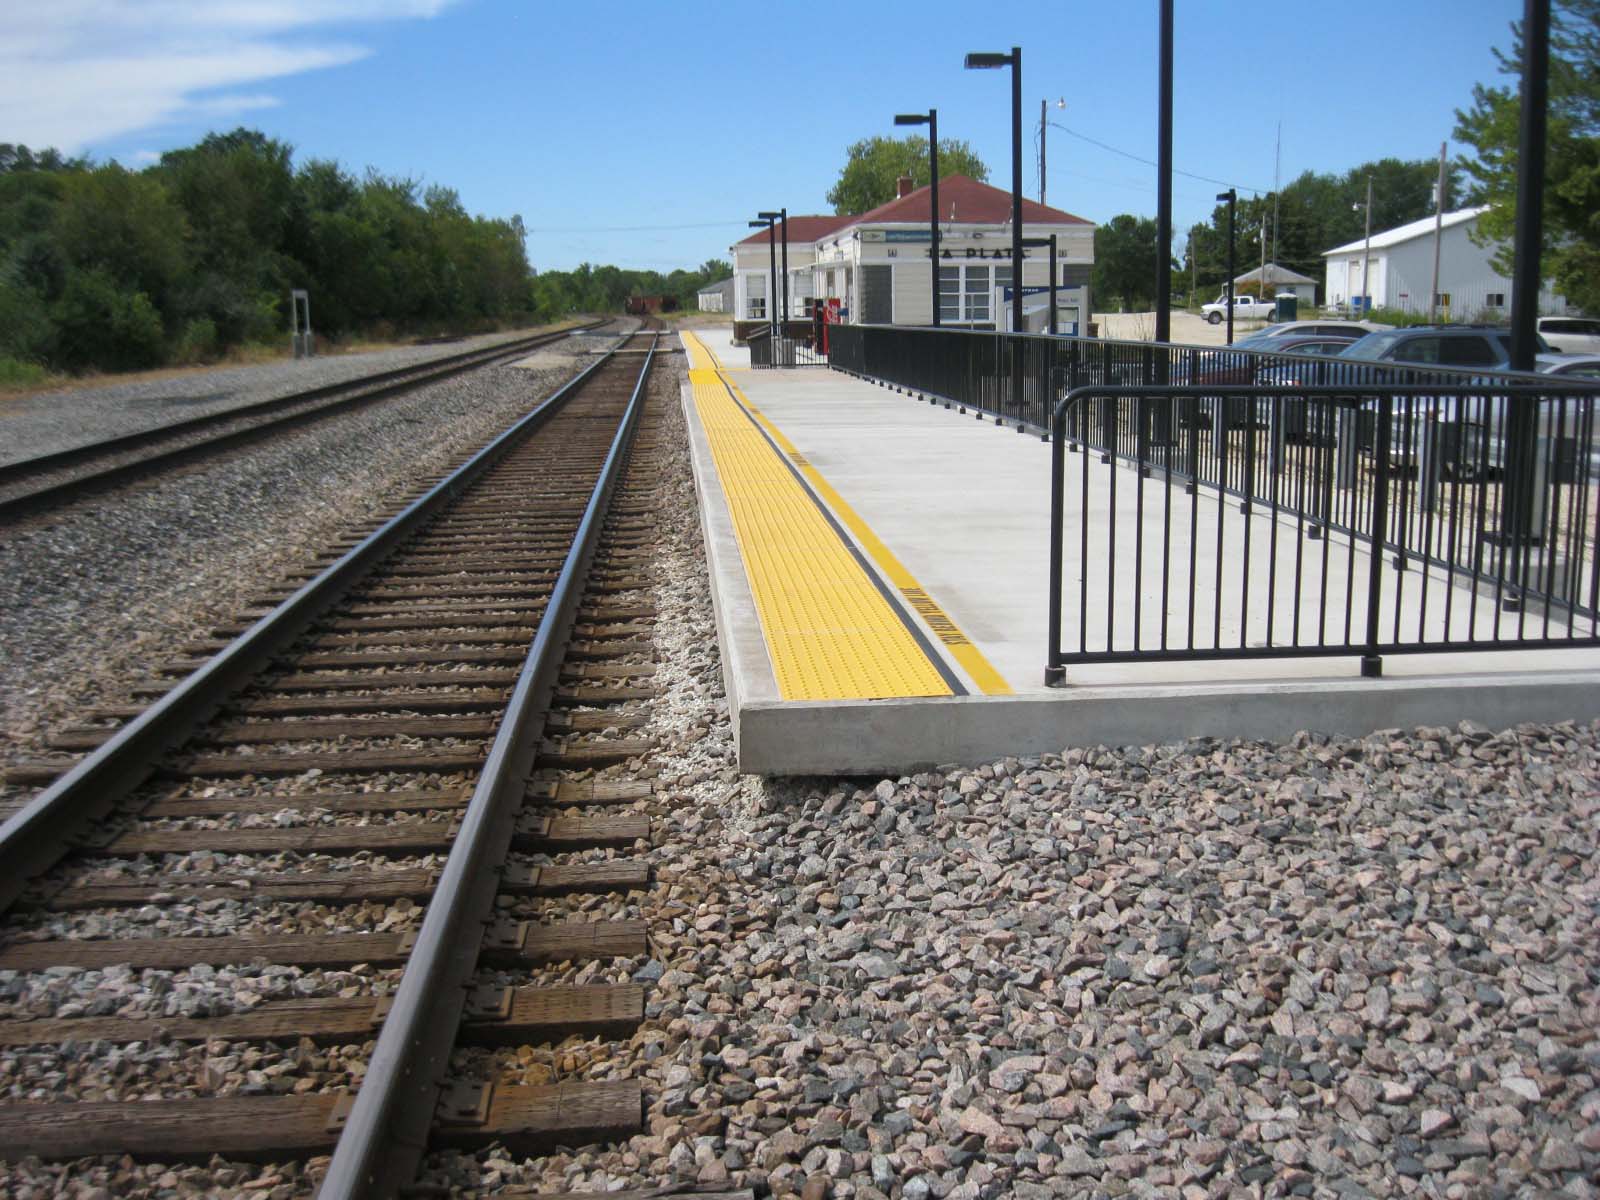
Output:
[966, 46, 1023, 422]
[750, 214, 778, 339]
[1216, 189, 1237, 346]
[1503, 0, 1551, 548]
[894, 109, 941, 326]
[1154, 0, 1174, 346]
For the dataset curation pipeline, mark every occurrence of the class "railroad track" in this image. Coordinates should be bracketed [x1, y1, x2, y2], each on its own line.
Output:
[0, 326, 734, 1198]
[0, 321, 608, 521]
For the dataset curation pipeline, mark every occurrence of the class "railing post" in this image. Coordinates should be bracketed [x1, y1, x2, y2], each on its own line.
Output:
[1211, 395, 1229, 491]
[1336, 405, 1359, 491]
[1046, 399, 1067, 685]
[1417, 409, 1440, 515]
[1361, 394, 1391, 677]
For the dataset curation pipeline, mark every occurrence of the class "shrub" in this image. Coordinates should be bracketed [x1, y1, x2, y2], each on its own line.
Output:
[51, 270, 166, 371]
[172, 317, 219, 364]
[1359, 306, 1436, 328]
[0, 355, 49, 389]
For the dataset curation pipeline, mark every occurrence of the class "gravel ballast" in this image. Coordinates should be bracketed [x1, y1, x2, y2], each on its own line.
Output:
[0, 344, 606, 784]
[0, 327, 570, 467]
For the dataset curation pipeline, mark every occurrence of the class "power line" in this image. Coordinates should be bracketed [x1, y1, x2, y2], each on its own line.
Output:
[1045, 120, 1269, 196]
[527, 220, 743, 233]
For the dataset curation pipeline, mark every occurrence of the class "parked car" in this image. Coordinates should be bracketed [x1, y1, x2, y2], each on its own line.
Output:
[1539, 352, 1600, 380]
[1201, 294, 1277, 324]
[1257, 319, 1380, 340]
[1246, 337, 1363, 443]
[1334, 323, 1551, 369]
[1536, 316, 1600, 354]
[1329, 325, 1557, 473]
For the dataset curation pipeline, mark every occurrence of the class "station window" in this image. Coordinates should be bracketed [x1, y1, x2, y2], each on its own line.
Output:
[939, 263, 1012, 323]
[1485, 292, 1506, 308]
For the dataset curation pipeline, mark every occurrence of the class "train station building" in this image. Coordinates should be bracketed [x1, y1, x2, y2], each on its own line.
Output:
[731, 175, 1094, 335]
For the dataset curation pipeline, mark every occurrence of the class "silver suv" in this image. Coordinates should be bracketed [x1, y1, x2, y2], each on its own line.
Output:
[1335, 324, 1549, 368]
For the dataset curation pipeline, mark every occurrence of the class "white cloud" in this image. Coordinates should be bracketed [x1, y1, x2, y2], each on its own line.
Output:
[0, 2, 457, 153]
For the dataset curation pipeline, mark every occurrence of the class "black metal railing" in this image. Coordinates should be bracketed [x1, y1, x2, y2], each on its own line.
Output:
[822, 323, 1600, 679]
[1046, 380, 1600, 682]
[748, 328, 829, 368]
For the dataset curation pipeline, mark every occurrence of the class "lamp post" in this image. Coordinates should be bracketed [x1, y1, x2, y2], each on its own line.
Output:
[750, 213, 779, 339]
[893, 110, 940, 326]
[1154, 0, 1173, 346]
[779, 208, 790, 323]
[966, 46, 1023, 422]
[1216, 189, 1236, 346]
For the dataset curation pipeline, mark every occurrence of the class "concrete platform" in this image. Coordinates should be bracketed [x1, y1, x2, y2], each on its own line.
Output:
[680, 327, 1600, 774]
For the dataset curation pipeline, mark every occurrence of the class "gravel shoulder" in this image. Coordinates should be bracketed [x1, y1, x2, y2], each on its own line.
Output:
[0, 326, 578, 467]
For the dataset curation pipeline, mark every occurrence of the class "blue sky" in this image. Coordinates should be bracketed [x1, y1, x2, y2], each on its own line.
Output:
[3, 1, 1523, 272]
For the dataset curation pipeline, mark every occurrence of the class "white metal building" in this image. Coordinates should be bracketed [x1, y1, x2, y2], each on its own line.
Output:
[1323, 207, 1570, 318]
[696, 277, 735, 313]
[731, 175, 1095, 332]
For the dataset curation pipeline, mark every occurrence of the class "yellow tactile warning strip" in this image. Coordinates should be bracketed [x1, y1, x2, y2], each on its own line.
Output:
[682, 330, 1012, 699]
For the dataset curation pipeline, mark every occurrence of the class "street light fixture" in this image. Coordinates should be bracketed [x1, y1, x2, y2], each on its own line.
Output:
[751, 213, 780, 339]
[966, 45, 1023, 423]
[1216, 189, 1236, 346]
[894, 110, 940, 326]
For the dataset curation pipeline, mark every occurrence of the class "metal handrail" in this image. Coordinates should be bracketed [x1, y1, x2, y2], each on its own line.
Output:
[0, 350, 616, 913]
[316, 337, 656, 1198]
[1047, 380, 1600, 684]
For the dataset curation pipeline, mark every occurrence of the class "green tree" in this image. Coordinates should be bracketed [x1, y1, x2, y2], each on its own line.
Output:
[1091, 214, 1171, 310]
[826, 135, 989, 215]
[1454, 0, 1600, 312]
[1181, 158, 1456, 303]
[53, 164, 188, 312]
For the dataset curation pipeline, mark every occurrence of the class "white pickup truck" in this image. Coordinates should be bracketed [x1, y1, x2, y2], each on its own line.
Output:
[1202, 294, 1277, 324]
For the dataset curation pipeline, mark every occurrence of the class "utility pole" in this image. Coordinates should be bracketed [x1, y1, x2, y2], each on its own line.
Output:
[1428, 141, 1446, 321]
[1039, 98, 1047, 206]
[1360, 174, 1373, 314]
[1258, 210, 1268, 310]
[1189, 230, 1196, 306]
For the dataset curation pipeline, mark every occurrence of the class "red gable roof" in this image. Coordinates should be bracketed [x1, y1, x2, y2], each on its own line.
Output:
[734, 213, 855, 247]
[850, 174, 1091, 227]
[733, 177, 1089, 250]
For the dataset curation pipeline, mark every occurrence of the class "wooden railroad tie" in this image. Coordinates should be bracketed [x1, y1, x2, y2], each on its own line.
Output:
[0, 1079, 642, 1162]
[76, 814, 649, 858]
[35, 861, 648, 911]
[0, 918, 647, 972]
[0, 983, 643, 1048]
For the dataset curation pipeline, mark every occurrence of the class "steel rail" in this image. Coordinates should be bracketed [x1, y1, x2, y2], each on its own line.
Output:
[0, 322, 607, 521]
[316, 336, 657, 1199]
[0, 347, 619, 914]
